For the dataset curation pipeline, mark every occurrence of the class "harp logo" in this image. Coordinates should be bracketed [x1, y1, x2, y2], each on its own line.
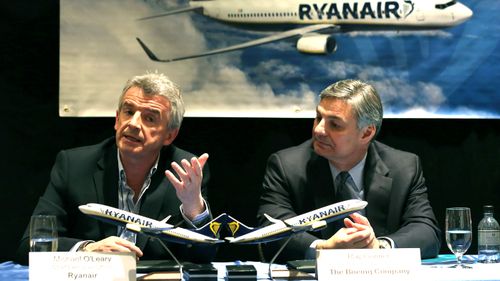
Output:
[210, 221, 221, 236]
[228, 221, 240, 236]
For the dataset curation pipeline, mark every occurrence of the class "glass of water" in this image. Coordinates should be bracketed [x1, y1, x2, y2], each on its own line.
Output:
[30, 215, 58, 252]
[445, 207, 472, 268]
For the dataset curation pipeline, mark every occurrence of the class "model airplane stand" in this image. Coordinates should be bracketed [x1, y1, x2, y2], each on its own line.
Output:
[125, 224, 185, 274]
[267, 235, 294, 280]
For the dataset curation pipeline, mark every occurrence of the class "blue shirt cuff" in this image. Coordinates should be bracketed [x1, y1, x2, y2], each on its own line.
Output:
[180, 198, 210, 227]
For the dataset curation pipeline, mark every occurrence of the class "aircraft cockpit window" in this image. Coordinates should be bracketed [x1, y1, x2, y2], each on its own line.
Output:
[435, 0, 457, 9]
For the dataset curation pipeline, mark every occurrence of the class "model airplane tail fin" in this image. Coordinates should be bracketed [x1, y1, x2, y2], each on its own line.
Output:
[193, 213, 229, 238]
[263, 213, 282, 224]
[224, 214, 255, 238]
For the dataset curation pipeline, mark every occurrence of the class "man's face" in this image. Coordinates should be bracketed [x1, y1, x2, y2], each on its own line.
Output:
[114, 86, 178, 162]
[312, 98, 374, 168]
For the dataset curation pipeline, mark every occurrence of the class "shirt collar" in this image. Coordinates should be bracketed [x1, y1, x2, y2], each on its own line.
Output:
[117, 150, 160, 180]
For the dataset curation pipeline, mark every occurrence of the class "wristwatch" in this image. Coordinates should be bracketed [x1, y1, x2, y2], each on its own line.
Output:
[378, 238, 392, 249]
[77, 240, 94, 252]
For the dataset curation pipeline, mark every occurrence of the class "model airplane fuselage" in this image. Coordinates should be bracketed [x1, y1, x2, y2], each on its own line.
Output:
[78, 203, 225, 244]
[136, 0, 473, 62]
[225, 199, 368, 244]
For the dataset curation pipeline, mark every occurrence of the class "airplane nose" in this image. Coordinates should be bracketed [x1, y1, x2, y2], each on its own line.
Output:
[462, 5, 473, 20]
[455, 3, 473, 24]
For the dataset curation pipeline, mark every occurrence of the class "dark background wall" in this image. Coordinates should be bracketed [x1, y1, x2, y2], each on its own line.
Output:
[2, 1, 499, 262]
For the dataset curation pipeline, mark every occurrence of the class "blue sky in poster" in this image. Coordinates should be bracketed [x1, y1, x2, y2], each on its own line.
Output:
[185, 0, 499, 118]
[59, 0, 499, 118]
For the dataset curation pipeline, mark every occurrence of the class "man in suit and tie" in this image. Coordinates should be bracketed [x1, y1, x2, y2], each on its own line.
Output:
[15, 73, 214, 264]
[258, 79, 441, 262]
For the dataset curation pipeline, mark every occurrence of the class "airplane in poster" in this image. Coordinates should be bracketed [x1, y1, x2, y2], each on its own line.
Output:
[223, 199, 368, 244]
[136, 0, 473, 62]
[78, 203, 226, 244]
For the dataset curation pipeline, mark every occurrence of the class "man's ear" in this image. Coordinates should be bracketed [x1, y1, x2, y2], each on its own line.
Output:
[114, 110, 119, 131]
[360, 124, 376, 144]
[163, 128, 179, 146]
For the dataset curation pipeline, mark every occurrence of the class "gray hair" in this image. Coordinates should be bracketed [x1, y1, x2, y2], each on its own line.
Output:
[320, 79, 383, 137]
[118, 73, 185, 130]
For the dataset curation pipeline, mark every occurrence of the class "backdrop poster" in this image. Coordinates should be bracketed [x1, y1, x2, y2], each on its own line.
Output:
[60, 0, 499, 118]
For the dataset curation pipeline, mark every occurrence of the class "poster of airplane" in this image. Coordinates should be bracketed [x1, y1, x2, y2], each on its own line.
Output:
[59, 0, 499, 118]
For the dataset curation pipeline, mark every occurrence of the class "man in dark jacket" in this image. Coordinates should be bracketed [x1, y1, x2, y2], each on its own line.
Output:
[258, 79, 441, 262]
[16, 73, 214, 264]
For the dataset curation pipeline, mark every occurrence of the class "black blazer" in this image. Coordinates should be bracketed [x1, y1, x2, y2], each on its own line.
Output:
[15, 137, 215, 264]
[258, 139, 441, 261]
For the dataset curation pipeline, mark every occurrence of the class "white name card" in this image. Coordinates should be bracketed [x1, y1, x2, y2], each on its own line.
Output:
[29, 252, 136, 281]
[316, 248, 420, 281]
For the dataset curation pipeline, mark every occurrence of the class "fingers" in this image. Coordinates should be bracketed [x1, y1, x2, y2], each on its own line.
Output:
[165, 169, 181, 186]
[166, 153, 209, 186]
[84, 237, 143, 257]
[349, 228, 375, 247]
[165, 154, 207, 214]
[187, 153, 209, 178]
[345, 214, 376, 248]
[349, 212, 370, 226]
[320, 215, 376, 249]
[115, 239, 143, 257]
[344, 217, 355, 228]
[343, 215, 369, 230]
[197, 153, 209, 169]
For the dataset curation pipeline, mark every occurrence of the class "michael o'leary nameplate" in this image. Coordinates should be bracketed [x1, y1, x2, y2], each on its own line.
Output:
[29, 252, 136, 281]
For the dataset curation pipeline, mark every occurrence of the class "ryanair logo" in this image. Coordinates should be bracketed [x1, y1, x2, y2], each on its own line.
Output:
[210, 222, 221, 236]
[228, 221, 240, 236]
[297, 205, 346, 224]
[103, 208, 153, 227]
[299, 1, 415, 20]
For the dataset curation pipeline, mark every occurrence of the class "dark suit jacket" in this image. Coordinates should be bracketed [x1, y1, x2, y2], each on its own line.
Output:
[15, 137, 215, 265]
[258, 139, 441, 261]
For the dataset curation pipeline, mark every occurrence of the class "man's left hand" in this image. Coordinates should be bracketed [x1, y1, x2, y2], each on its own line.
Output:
[165, 153, 209, 220]
[316, 212, 379, 249]
[343, 213, 379, 249]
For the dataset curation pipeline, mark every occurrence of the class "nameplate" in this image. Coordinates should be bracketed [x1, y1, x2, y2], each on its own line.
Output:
[29, 252, 136, 281]
[316, 248, 420, 281]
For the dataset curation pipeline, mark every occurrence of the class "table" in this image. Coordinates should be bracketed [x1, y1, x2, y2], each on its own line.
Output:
[0, 261, 28, 281]
[2, 255, 499, 280]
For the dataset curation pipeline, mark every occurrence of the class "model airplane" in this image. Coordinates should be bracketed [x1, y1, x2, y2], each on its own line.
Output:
[136, 0, 473, 62]
[224, 199, 368, 244]
[78, 203, 226, 244]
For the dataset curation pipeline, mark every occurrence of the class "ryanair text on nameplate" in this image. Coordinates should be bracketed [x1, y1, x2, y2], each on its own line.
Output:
[316, 248, 420, 281]
[29, 252, 136, 281]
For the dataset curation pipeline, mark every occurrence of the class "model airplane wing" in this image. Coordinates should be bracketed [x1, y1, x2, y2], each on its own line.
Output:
[137, 6, 203, 21]
[136, 23, 335, 63]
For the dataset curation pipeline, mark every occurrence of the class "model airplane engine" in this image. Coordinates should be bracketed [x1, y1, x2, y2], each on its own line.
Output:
[296, 34, 337, 54]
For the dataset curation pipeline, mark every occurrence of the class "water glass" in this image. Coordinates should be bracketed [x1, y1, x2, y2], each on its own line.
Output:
[29, 215, 58, 252]
[445, 207, 472, 268]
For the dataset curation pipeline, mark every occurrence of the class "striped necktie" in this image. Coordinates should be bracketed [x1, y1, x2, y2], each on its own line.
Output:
[335, 171, 358, 201]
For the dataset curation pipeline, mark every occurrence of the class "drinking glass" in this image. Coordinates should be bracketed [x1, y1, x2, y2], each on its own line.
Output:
[29, 215, 58, 252]
[445, 207, 472, 268]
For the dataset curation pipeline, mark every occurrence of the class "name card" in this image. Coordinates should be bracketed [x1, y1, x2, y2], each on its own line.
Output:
[29, 252, 136, 281]
[316, 248, 420, 281]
